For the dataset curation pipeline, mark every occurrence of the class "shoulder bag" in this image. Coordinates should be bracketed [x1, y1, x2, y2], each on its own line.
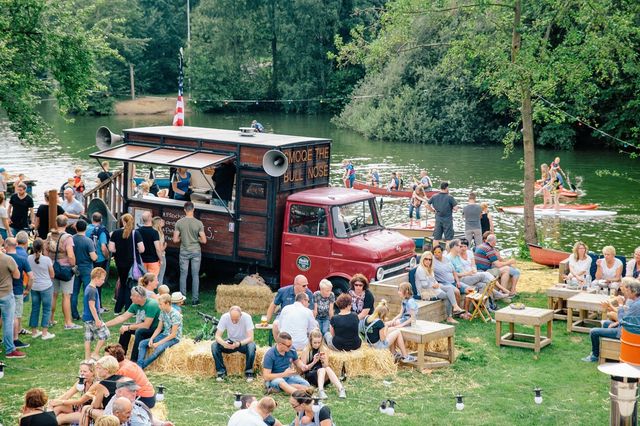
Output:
[53, 233, 74, 281]
[127, 230, 146, 286]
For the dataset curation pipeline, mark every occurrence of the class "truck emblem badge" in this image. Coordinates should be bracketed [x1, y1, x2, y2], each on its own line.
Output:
[396, 245, 401, 252]
[296, 255, 311, 271]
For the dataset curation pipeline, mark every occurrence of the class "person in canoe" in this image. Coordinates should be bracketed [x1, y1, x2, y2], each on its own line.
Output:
[341, 159, 355, 189]
[368, 168, 380, 187]
[416, 170, 433, 192]
[387, 172, 400, 191]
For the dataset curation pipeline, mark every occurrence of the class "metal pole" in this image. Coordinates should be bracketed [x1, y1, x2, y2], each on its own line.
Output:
[609, 376, 639, 426]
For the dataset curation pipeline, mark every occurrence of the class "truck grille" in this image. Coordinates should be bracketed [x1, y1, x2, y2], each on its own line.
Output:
[381, 258, 413, 278]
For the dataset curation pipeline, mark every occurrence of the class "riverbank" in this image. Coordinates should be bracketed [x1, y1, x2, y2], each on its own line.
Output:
[114, 96, 189, 115]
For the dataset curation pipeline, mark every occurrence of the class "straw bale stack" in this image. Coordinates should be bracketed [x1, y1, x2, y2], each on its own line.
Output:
[215, 283, 274, 315]
[405, 338, 453, 355]
[147, 340, 195, 374]
[325, 346, 397, 379]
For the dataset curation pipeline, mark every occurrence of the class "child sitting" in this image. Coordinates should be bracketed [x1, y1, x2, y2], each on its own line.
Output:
[137, 294, 183, 369]
[387, 282, 418, 330]
[83, 267, 110, 361]
[157, 284, 170, 296]
[363, 300, 416, 363]
[313, 279, 335, 335]
[301, 329, 346, 399]
[170, 291, 186, 312]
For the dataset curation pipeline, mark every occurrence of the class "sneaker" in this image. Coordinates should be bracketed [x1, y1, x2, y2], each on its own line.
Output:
[338, 388, 346, 399]
[191, 300, 200, 307]
[246, 373, 254, 383]
[42, 333, 56, 340]
[19, 328, 29, 335]
[402, 354, 417, 363]
[31, 331, 42, 338]
[100, 307, 110, 313]
[14, 339, 30, 349]
[318, 389, 328, 399]
[72, 316, 81, 321]
[6, 350, 26, 359]
[64, 324, 82, 330]
[216, 374, 226, 382]
[581, 354, 598, 363]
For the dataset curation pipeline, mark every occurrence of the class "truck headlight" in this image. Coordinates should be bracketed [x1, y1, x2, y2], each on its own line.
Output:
[376, 267, 385, 281]
[409, 256, 417, 269]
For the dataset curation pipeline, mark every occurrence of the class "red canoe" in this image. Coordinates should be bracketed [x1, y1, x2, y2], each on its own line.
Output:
[352, 180, 438, 198]
[534, 181, 580, 198]
[498, 203, 599, 212]
[528, 243, 570, 267]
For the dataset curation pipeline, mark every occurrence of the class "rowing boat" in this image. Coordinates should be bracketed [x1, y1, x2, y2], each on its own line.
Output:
[528, 244, 570, 267]
[352, 180, 438, 198]
[499, 206, 616, 218]
[497, 203, 599, 212]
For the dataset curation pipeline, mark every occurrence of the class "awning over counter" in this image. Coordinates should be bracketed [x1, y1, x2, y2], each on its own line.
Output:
[90, 144, 234, 170]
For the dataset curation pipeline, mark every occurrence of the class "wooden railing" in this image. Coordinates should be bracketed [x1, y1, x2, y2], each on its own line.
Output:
[83, 169, 125, 219]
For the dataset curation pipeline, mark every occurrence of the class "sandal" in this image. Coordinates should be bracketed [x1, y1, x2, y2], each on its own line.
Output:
[453, 309, 466, 316]
[446, 318, 459, 324]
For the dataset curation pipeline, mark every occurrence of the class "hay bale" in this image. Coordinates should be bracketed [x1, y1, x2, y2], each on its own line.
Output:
[147, 339, 195, 374]
[326, 346, 397, 379]
[406, 337, 450, 353]
[239, 273, 267, 286]
[215, 284, 274, 315]
[186, 340, 216, 377]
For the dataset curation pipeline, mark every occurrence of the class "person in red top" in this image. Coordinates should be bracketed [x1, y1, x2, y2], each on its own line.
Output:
[104, 343, 157, 408]
[73, 168, 86, 203]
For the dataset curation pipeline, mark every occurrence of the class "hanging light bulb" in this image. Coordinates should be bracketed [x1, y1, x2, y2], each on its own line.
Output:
[455, 394, 464, 411]
[233, 393, 242, 409]
[0, 362, 5, 379]
[156, 385, 166, 402]
[76, 375, 85, 392]
[534, 388, 543, 405]
[312, 397, 322, 413]
[386, 400, 396, 416]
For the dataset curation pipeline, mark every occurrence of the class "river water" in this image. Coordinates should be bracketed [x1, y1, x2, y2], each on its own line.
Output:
[1, 107, 638, 256]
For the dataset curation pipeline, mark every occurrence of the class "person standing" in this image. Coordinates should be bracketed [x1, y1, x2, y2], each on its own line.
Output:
[0, 247, 23, 358]
[45, 215, 80, 330]
[71, 220, 97, 321]
[480, 202, 493, 235]
[109, 213, 145, 314]
[137, 211, 162, 276]
[211, 306, 256, 382]
[341, 159, 355, 188]
[8, 183, 34, 236]
[86, 213, 110, 272]
[73, 168, 86, 203]
[61, 188, 84, 234]
[152, 217, 167, 283]
[172, 202, 206, 306]
[97, 161, 113, 183]
[82, 267, 109, 361]
[171, 168, 192, 201]
[462, 192, 482, 248]
[34, 191, 65, 238]
[5, 237, 33, 350]
[27, 238, 55, 340]
[0, 192, 11, 239]
[426, 181, 459, 248]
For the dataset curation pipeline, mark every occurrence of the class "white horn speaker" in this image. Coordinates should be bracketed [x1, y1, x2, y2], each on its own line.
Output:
[95, 126, 123, 151]
[262, 150, 289, 177]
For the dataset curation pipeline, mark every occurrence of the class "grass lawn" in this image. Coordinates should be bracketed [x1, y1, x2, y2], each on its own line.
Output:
[0, 278, 613, 425]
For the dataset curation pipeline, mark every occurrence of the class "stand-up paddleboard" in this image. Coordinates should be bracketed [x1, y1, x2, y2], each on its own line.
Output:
[534, 181, 581, 197]
[499, 206, 616, 218]
[498, 203, 599, 212]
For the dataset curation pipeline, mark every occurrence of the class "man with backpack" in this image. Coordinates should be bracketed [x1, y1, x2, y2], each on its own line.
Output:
[71, 220, 97, 320]
[86, 213, 110, 305]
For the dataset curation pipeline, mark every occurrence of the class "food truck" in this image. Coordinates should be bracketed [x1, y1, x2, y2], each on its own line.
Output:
[86, 126, 416, 292]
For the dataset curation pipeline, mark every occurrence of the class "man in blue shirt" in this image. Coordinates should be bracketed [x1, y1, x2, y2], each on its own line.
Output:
[265, 275, 314, 340]
[262, 332, 310, 394]
[5, 237, 33, 349]
[582, 278, 640, 362]
[72, 220, 97, 320]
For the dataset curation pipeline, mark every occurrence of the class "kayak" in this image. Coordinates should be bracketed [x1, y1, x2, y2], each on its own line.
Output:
[498, 203, 599, 212]
[388, 220, 436, 237]
[528, 244, 570, 267]
[534, 181, 580, 198]
[352, 180, 438, 198]
[499, 206, 616, 218]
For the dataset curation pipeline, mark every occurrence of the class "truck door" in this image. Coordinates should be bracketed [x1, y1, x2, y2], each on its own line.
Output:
[281, 204, 331, 288]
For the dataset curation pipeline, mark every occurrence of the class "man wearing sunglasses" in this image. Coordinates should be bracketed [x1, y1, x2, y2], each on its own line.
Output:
[265, 275, 315, 339]
[262, 332, 310, 395]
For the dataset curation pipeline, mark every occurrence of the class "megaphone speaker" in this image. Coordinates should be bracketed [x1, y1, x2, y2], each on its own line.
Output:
[95, 126, 123, 151]
[262, 150, 289, 177]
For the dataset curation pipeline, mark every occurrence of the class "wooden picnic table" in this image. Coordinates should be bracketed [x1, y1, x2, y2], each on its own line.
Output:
[546, 285, 581, 320]
[566, 293, 609, 333]
[495, 306, 554, 354]
[400, 320, 455, 371]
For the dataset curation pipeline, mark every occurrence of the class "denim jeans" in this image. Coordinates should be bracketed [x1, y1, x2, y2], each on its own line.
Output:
[0, 293, 16, 354]
[211, 341, 256, 376]
[71, 267, 92, 319]
[317, 318, 330, 335]
[590, 321, 619, 357]
[119, 327, 154, 361]
[179, 250, 201, 302]
[157, 254, 166, 284]
[408, 204, 421, 219]
[30, 287, 53, 328]
[137, 334, 179, 369]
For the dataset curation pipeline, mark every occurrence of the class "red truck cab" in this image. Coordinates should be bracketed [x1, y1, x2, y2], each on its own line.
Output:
[281, 187, 416, 292]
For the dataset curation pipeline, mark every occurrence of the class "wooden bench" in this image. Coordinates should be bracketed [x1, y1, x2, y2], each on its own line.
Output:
[599, 338, 621, 364]
[370, 274, 446, 323]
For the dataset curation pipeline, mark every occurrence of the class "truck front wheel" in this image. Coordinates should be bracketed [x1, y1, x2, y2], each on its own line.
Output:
[329, 277, 349, 297]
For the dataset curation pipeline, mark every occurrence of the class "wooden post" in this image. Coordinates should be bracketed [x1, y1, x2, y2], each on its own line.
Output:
[129, 64, 135, 100]
[48, 189, 58, 235]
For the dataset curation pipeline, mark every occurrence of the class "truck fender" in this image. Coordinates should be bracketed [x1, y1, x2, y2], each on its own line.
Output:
[328, 276, 350, 296]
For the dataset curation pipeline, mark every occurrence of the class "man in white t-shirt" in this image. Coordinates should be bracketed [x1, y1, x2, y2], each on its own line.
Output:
[211, 306, 256, 382]
[61, 188, 84, 230]
[279, 292, 317, 351]
[228, 396, 277, 426]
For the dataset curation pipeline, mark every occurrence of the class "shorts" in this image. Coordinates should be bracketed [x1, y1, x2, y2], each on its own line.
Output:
[371, 339, 390, 350]
[433, 219, 454, 240]
[486, 268, 501, 278]
[84, 320, 110, 342]
[53, 277, 74, 295]
[14, 294, 24, 318]
[509, 267, 521, 278]
[143, 262, 160, 276]
[266, 375, 310, 391]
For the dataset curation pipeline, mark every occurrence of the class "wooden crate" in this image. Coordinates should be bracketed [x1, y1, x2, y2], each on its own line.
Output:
[370, 274, 446, 323]
[599, 338, 621, 364]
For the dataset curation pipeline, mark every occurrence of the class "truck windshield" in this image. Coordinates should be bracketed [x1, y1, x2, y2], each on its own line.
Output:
[331, 199, 382, 238]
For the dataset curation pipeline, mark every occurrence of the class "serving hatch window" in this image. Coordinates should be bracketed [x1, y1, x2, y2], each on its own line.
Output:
[331, 199, 382, 238]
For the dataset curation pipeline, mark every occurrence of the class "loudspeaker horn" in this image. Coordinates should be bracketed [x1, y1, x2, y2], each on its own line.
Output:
[86, 198, 118, 233]
[95, 126, 123, 151]
[262, 150, 289, 177]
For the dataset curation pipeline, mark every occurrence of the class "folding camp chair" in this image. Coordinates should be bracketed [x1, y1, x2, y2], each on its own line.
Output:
[467, 279, 497, 322]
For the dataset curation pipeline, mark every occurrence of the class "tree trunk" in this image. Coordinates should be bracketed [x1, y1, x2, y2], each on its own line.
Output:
[269, 0, 278, 99]
[521, 86, 537, 244]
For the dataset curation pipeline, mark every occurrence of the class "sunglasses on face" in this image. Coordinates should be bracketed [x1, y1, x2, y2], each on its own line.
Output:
[353, 283, 364, 287]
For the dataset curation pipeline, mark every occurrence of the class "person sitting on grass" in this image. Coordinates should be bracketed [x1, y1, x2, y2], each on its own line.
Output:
[387, 282, 419, 329]
[157, 284, 170, 296]
[301, 329, 346, 399]
[262, 331, 310, 395]
[104, 343, 157, 408]
[595, 245, 623, 294]
[80, 355, 123, 426]
[103, 378, 174, 426]
[415, 251, 465, 324]
[137, 294, 182, 369]
[313, 279, 335, 335]
[348, 273, 375, 320]
[105, 285, 160, 363]
[289, 389, 334, 426]
[50, 360, 96, 425]
[582, 278, 640, 362]
[563, 241, 592, 287]
[324, 293, 361, 352]
[95, 415, 121, 426]
[211, 305, 257, 383]
[19, 388, 57, 426]
[363, 300, 416, 363]
[228, 396, 279, 426]
[83, 267, 109, 361]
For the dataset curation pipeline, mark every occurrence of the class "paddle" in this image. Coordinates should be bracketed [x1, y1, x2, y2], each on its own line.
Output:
[561, 170, 577, 191]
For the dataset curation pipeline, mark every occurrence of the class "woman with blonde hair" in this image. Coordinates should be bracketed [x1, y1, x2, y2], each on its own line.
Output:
[539, 163, 552, 208]
[79, 356, 123, 426]
[564, 241, 592, 287]
[109, 213, 145, 314]
[301, 329, 346, 399]
[364, 300, 415, 362]
[480, 202, 493, 235]
[596, 245, 623, 293]
[152, 216, 167, 283]
[95, 415, 120, 426]
[51, 361, 97, 424]
[138, 272, 159, 299]
[414, 251, 465, 324]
